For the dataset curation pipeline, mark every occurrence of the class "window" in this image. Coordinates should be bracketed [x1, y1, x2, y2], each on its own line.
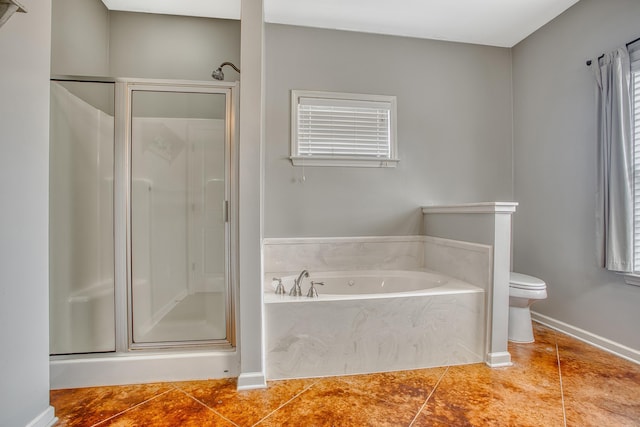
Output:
[290, 90, 398, 167]
[632, 49, 640, 274]
[629, 43, 640, 284]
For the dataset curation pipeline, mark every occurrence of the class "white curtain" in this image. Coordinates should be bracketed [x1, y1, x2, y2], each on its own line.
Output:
[594, 47, 633, 272]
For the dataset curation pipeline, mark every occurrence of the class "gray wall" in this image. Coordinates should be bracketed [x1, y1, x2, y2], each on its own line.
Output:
[512, 0, 640, 350]
[264, 24, 513, 237]
[109, 12, 240, 81]
[0, 1, 53, 426]
[51, 0, 241, 81]
[51, 0, 110, 76]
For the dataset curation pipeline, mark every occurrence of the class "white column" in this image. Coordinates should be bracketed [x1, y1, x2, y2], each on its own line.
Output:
[237, 0, 267, 390]
[0, 1, 57, 426]
[485, 208, 516, 367]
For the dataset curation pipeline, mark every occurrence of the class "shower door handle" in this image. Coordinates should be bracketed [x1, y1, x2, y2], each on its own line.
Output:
[223, 200, 229, 223]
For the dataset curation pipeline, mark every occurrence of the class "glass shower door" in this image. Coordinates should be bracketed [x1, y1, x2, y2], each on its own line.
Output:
[129, 88, 230, 346]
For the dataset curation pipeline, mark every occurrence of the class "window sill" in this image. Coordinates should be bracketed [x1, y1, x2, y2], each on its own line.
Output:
[290, 156, 399, 168]
[622, 274, 640, 287]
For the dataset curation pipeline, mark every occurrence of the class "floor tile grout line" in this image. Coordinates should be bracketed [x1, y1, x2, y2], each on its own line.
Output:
[90, 388, 174, 427]
[555, 335, 568, 427]
[174, 387, 241, 427]
[251, 379, 322, 427]
[408, 366, 450, 427]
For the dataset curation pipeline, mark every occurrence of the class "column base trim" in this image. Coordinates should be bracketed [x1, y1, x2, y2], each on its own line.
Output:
[237, 372, 267, 390]
[485, 351, 512, 367]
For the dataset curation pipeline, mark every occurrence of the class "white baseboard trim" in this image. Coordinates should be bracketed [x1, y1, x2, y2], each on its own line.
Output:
[531, 312, 640, 365]
[237, 372, 267, 390]
[485, 351, 512, 368]
[25, 406, 57, 427]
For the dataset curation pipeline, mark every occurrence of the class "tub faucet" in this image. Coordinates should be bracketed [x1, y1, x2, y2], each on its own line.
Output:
[290, 269, 309, 296]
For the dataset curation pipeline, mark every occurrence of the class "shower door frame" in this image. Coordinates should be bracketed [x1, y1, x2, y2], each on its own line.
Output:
[116, 79, 239, 352]
[49, 77, 240, 388]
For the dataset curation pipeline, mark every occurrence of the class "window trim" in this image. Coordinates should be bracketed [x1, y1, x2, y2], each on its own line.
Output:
[290, 90, 398, 168]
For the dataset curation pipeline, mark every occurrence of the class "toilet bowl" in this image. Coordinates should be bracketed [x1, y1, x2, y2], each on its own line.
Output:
[508, 272, 547, 343]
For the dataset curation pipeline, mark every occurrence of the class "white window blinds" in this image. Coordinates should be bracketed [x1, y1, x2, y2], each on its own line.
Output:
[291, 90, 398, 167]
[631, 47, 640, 272]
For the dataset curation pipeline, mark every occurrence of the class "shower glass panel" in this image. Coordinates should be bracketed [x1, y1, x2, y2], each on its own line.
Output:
[130, 90, 228, 345]
[49, 80, 115, 355]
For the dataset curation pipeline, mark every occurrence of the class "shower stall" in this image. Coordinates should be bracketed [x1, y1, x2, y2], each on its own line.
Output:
[49, 77, 238, 387]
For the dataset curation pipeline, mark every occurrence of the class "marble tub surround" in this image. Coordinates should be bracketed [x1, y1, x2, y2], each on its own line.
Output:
[50, 324, 640, 426]
[264, 235, 496, 374]
[266, 290, 485, 380]
[263, 236, 427, 273]
[423, 235, 492, 290]
[263, 235, 491, 280]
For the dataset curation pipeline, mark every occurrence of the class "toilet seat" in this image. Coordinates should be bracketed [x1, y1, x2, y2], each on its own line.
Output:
[509, 272, 546, 290]
[509, 286, 547, 300]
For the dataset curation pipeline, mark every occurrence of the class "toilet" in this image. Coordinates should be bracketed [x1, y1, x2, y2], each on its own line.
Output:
[508, 272, 547, 343]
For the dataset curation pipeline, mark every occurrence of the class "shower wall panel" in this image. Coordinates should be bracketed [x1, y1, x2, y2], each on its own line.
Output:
[49, 81, 115, 355]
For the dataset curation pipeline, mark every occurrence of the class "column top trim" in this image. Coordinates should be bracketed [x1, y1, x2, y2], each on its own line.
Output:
[422, 202, 518, 215]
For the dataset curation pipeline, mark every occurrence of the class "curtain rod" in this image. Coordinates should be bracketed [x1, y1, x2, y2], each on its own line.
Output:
[586, 35, 640, 66]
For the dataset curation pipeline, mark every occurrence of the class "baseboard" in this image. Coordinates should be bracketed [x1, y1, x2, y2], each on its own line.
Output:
[485, 351, 512, 368]
[237, 372, 267, 390]
[531, 312, 640, 365]
[25, 406, 57, 427]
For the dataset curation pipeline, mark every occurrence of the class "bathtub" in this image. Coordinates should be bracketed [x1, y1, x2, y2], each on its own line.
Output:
[265, 270, 479, 301]
[265, 269, 486, 380]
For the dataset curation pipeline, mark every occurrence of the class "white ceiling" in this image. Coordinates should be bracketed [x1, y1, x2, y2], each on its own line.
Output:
[100, 0, 580, 48]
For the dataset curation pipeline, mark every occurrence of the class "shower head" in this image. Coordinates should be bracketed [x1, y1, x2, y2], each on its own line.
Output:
[212, 68, 224, 80]
[212, 61, 240, 81]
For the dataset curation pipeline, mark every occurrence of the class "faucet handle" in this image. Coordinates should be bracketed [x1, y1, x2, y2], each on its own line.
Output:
[273, 277, 286, 295]
[306, 281, 324, 298]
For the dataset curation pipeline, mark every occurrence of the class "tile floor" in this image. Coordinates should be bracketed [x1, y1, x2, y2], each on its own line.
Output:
[51, 323, 640, 426]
